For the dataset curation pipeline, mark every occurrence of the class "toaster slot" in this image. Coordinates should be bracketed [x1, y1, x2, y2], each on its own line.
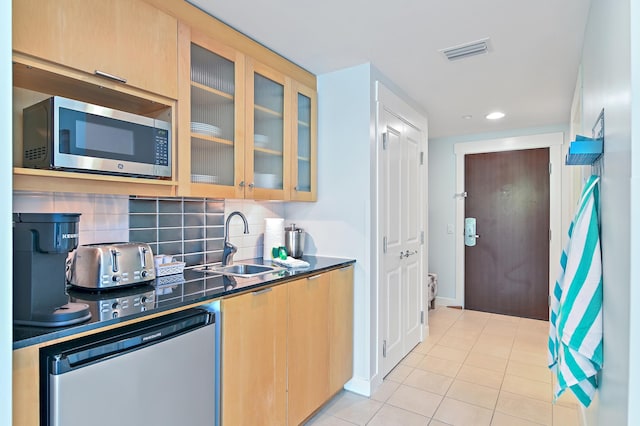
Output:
[110, 249, 120, 273]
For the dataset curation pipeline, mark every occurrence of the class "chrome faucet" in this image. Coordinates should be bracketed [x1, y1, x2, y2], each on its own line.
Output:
[222, 211, 250, 266]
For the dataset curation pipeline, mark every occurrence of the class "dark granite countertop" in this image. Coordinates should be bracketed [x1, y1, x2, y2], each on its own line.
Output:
[13, 256, 355, 349]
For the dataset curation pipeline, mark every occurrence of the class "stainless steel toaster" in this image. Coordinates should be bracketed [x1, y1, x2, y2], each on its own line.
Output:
[68, 242, 156, 289]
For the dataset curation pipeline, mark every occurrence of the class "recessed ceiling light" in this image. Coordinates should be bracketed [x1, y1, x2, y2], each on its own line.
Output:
[486, 112, 505, 120]
[462, 115, 473, 120]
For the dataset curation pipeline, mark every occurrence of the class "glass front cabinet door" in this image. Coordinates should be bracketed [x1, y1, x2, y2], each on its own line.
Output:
[180, 28, 246, 198]
[178, 25, 316, 201]
[246, 59, 290, 200]
[291, 82, 317, 201]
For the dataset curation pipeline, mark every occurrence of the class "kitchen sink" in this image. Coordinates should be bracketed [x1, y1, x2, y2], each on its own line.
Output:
[197, 263, 284, 277]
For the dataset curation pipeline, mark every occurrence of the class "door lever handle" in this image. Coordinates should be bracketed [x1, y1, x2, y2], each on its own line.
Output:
[400, 250, 418, 259]
[465, 218, 479, 246]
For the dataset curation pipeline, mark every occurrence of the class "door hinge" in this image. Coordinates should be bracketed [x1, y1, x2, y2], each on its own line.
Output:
[420, 151, 424, 165]
[549, 162, 552, 175]
[383, 340, 387, 357]
[420, 310, 425, 324]
[549, 229, 552, 242]
[382, 132, 388, 150]
[383, 236, 388, 253]
[420, 231, 425, 245]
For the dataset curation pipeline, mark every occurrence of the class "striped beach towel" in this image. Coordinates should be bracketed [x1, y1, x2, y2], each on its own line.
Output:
[548, 175, 603, 407]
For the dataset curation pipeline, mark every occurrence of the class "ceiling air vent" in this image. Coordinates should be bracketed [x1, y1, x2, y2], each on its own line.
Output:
[440, 38, 490, 61]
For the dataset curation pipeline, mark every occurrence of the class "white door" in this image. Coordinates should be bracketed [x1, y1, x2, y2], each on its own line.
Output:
[379, 105, 424, 378]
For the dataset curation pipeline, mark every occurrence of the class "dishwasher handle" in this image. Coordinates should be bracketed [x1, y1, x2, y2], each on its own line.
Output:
[48, 309, 214, 375]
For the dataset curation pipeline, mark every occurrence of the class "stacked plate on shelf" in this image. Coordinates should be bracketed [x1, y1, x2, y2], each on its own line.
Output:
[254, 134, 269, 147]
[191, 174, 219, 184]
[254, 173, 280, 189]
[191, 122, 222, 138]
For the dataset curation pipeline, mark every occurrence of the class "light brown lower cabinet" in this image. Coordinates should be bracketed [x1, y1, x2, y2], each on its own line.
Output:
[221, 284, 288, 426]
[221, 265, 354, 425]
[287, 273, 330, 425]
[13, 346, 40, 426]
[328, 266, 355, 395]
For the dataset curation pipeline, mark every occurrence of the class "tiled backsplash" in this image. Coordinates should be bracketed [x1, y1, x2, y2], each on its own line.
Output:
[129, 197, 225, 267]
[12, 191, 129, 245]
[13, 190, 286, 265]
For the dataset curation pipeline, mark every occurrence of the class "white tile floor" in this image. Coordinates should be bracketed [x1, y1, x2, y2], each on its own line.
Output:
[305, 306, 581, 426]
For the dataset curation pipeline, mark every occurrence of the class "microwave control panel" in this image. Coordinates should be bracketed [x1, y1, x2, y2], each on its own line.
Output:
[154, 129, 169, 166]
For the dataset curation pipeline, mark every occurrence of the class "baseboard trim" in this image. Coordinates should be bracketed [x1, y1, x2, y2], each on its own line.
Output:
[435, 296, 459, 307]
[344, 376, 373, 397]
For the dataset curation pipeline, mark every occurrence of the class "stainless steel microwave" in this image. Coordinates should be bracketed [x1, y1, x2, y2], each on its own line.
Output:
[23, 96, 171, 178]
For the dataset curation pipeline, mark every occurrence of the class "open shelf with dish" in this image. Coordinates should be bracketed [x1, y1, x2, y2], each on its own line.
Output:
[248, 68, 286, 196]
[290, 83, 317, 200]
[185, 40, 239, 192]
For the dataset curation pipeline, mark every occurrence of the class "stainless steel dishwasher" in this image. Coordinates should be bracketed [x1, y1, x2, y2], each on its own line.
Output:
[41, 308, 218, 426]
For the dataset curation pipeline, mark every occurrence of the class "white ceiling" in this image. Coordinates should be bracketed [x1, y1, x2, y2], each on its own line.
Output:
[188, 0, 591, 139]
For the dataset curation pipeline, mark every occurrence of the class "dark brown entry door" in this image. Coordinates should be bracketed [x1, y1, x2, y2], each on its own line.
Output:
[464, 148, 550, 320]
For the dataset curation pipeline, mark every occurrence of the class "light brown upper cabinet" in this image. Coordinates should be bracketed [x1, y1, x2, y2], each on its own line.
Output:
[246, 59, 291, 200]
[178, 22, 316, 201]
[13, 0, 178, 100]
[177, 25, 247, 198]
[179, 25, 291, 200]
[291, 81, 318, 201]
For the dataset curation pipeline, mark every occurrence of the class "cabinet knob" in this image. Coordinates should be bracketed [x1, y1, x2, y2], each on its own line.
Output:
[239, 181, 245, 187]
[249, 183, 255, 188]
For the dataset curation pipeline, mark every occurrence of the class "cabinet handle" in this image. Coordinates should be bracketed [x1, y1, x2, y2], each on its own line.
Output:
[307, 274, 323, 281]
[249, 182, 255, 188]
[239, 181, 245, 187]
[294, 186, 298, 191]
[252, 287, 272, 296]
[338, 265, 353, 272]
[94, 70, 127, 84]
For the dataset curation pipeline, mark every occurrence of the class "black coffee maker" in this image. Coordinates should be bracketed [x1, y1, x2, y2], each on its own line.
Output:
[13, 213, 91, 327]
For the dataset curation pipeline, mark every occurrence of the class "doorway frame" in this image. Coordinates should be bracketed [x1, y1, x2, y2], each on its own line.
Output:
[453, 132, 563, 310]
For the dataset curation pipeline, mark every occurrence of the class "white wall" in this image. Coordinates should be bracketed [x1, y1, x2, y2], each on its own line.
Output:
[580, 0, 636, 423]
[286, 63, 375, 394]
[628, 0, 640, 421]
[1, 1, 12, 424]
[428, 124, 568, 303]
[12, 192, 130, 244]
